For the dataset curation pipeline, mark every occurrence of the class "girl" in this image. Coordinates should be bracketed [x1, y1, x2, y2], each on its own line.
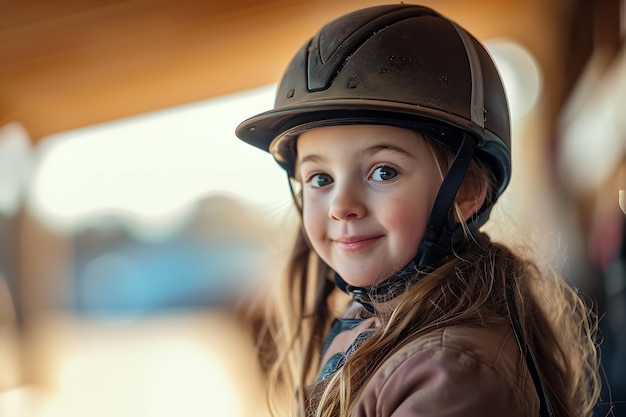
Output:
[235, 4, 600, 417]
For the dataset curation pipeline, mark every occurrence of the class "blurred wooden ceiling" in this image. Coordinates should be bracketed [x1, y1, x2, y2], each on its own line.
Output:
[0, 0, 606, 142]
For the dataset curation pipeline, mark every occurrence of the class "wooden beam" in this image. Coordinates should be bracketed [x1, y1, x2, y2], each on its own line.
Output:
[0, 0, 569, 142]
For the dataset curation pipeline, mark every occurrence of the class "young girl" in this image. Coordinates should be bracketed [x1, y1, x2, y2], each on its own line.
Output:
[235, 4, 600, 417]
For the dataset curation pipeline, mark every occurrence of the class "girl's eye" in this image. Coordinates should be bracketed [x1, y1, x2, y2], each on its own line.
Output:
[309, 173, 333, 188]
[370, 165, 398, 182]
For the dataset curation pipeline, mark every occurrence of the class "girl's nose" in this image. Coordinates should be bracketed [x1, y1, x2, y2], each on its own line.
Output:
[329, 183, 366, 220]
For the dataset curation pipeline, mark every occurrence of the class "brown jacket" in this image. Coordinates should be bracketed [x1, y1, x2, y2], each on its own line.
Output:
[311, 301, 540, 417]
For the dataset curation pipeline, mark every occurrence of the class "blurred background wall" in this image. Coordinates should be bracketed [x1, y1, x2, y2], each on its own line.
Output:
[0, 0, 625, 416]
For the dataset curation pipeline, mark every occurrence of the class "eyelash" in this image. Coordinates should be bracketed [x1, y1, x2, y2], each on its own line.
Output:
[306, 172, 333, 188]
[369, 163, 401, 182]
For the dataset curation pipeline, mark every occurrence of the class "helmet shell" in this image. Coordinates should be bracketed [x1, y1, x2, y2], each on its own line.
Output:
[236, 4, 511, 197]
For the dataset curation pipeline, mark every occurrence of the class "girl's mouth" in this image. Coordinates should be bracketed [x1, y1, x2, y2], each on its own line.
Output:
[333, 235, 382, 251]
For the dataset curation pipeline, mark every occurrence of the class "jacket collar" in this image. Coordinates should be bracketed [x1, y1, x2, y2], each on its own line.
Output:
[334, 260, 423, 314]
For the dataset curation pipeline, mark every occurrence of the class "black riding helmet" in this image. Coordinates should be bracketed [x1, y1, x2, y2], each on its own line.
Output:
[235, 3, 511, 270]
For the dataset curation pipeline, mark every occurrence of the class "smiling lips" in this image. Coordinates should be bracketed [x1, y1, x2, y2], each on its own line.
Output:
[333, 235, 383, 251]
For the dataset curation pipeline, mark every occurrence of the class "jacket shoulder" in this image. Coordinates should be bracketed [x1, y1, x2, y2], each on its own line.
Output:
[355, 320, 539, 417]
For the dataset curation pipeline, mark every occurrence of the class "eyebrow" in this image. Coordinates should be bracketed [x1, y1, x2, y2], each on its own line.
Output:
[298, 141, 416, 166]
[298, 153, 325, 165]
[360, 143, 415, 159]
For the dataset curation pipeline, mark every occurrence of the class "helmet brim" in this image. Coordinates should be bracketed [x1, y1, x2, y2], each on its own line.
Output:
[235, 99, 511, 196]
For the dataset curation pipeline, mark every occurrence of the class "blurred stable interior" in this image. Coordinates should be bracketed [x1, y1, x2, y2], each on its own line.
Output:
[1, 1, 625, 416]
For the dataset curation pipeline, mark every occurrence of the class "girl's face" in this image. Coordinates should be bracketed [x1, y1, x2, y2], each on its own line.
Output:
[297, 125, 442, 288]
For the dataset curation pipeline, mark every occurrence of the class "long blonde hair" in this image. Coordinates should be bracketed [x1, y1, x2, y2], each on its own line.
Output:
[255, 135, 601, 417]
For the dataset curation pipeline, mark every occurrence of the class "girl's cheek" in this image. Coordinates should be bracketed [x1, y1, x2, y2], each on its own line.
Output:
[382, 200, 428, 237]
[302, 204, 322, 237]
[381, 197, 411, 224]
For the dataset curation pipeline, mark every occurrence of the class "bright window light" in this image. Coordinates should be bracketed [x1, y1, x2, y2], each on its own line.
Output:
[27, 84, 291, 235]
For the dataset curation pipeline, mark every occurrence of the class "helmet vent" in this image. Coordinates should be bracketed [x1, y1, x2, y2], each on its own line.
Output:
[450, 22, 485, 128]
[306, 5, 438, 92]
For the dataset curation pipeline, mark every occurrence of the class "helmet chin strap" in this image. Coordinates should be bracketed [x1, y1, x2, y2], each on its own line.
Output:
[335, 132, 476, 311]
[414, 132, 476, 269]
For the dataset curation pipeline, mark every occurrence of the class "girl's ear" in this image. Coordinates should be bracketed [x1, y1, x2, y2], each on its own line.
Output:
[455, 177, 488, 222]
